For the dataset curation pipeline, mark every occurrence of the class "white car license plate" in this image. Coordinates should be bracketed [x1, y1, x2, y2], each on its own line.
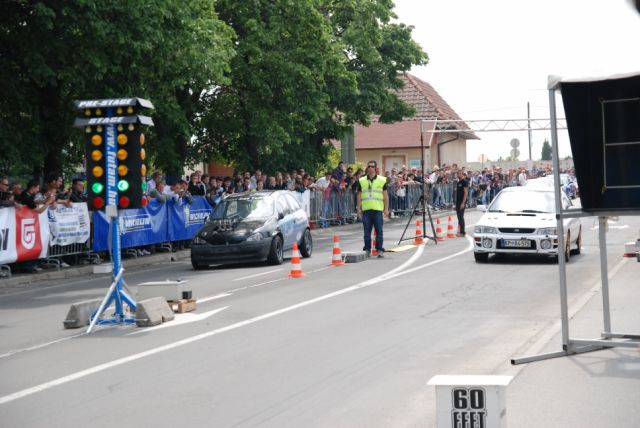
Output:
[503, 239, 531, 248]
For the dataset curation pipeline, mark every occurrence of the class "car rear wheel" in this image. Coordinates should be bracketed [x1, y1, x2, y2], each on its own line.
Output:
[299, 229, 312, 258]
[474, 252, 489, 262]
[267, 235, 284, 265]
[564, 232, 571, 263]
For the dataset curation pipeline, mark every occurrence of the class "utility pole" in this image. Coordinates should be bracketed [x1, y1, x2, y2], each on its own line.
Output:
[527, 102, 533, 160]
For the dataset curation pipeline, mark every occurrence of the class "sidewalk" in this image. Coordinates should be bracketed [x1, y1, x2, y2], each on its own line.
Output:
[0, 250, 192, 289]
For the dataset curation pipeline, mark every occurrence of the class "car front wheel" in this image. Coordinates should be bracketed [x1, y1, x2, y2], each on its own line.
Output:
[299, 229, 313, 258]
[267, 235, 284, 265]
[474, 252, 489, 263]
[191, 258, 208, 270]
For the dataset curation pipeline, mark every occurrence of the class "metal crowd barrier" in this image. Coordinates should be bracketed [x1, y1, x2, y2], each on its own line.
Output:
[307, 183, 457, 228]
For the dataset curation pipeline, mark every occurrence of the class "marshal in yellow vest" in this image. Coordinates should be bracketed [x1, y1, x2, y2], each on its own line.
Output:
[359, 175, 386, 211]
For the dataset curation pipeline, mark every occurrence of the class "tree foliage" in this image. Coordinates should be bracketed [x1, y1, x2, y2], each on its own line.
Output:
[195, 0, 427, 173]
[0, 0, 234, 178]
[541, 139, 552, 160]
[1, 0, 426, 179]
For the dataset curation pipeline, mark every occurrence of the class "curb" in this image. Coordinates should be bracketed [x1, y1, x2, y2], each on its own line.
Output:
[0, 250, 192, 289]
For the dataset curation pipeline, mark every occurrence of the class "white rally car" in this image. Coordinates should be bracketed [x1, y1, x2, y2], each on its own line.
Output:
[473, 186, 581, 262]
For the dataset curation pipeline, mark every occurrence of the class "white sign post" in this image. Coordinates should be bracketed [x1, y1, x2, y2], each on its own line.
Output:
[427, 375, 513, 428]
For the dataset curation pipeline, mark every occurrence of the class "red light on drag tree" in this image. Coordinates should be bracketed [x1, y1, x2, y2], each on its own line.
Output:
[119, 196, 130, 208]
[93, 197, 105, 210]
[141, 197, 148, 208]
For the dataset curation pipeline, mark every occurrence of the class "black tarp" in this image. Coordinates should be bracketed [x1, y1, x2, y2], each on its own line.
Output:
[559, 73, 640, 211]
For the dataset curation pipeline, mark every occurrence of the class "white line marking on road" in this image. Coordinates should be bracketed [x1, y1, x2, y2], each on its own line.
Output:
[0, 237, 472, 405]
[232, 269, 283, 281]
[0, 333, 86, 360]
[127, 307, 229, 335]
[189, 293, 232, 304]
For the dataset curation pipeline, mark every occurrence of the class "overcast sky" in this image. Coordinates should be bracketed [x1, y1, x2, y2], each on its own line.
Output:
[392, 0, 640, 162]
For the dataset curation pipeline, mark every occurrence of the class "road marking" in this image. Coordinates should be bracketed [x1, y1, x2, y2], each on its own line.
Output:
[232, 269, 283, 281]
[592, 224, 629, 230]
[127, 307, 228, 335]
[194, 293, 232, 304]
[0, 235, 476, 405]
[0, 333, 86, 360]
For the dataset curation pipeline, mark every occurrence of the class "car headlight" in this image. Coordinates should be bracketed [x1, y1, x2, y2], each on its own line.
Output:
[474, 226, 497, 234]
[246, 232, 264, 242]
[192, 235, 207, 244]
[537, 227, 557, 235]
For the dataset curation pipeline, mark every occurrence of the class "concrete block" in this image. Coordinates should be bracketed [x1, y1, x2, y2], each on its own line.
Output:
[136, 280, 188, 301]
[63, 299, 102, 329]
[93, 263, 113, 274]
[343, 251, 368, 263]
[136, 297, 175, 327]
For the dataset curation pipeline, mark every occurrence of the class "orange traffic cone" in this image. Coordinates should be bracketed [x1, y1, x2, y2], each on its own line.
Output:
[371, 230, 378, 257]
[330, 234, 345, 266]
[446, 215, 456, 239]
[414, 220, 424, 245]
[289, 242, 305, 278]
[436, 217, 445, 241]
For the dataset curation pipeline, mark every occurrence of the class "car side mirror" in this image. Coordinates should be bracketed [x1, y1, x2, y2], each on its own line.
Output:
[278, 212, 285, 220]
[477, 204, 487, 212]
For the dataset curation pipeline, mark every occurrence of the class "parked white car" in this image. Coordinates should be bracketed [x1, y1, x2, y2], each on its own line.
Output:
[473, 187, 581, 262]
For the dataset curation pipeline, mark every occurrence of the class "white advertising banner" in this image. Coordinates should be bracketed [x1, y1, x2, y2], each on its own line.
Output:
[293, 190, 311, 217]
[0, 206, 50, 264]
[0, 208, 17, 264]
[47, 203, 91, 246]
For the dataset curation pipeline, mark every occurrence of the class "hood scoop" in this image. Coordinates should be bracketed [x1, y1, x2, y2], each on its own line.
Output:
[506, 213, 535, 217]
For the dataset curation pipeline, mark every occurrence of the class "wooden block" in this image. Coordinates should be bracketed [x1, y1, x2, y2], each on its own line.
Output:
[167, 298, 197, 313]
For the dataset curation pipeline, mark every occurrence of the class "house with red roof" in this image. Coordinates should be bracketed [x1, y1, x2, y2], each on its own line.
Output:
[348, 72, 478, 174]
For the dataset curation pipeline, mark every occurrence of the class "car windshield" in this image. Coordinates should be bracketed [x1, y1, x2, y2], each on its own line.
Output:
[488, 190, 556, 213]
[211, 196, 275, 220]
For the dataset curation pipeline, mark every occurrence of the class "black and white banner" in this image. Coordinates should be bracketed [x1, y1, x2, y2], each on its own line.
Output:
[47, 203, 91, 246]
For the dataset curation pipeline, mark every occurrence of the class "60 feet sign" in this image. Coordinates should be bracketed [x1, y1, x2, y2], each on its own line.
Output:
[452, 387, 486, 428]
[428, 375, 511, 428]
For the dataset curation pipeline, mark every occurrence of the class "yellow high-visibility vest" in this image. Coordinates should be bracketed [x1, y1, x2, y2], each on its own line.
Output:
[359, 175, 386, 211]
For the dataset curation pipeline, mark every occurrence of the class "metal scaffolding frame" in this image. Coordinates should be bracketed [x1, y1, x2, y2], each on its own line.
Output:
[422, 118, 567, 133]
[511, 78, 640, 365]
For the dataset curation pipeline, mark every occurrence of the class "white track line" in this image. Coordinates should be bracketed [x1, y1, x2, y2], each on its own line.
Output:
[232, 269, 283, 281]
[0, 333, 86, 359]
[196, 293, 233, 304]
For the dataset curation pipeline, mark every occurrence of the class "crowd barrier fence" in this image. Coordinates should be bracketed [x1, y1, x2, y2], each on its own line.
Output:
[2, 182, 506, 277]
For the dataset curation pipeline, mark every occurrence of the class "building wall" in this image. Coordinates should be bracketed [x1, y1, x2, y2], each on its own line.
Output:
[356, 148, 432, 173]
[436, 135, 467, 167]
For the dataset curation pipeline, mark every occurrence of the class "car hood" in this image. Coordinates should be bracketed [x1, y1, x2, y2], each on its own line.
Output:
[478, 212, 556, 229]
[197, 218, 272, 244]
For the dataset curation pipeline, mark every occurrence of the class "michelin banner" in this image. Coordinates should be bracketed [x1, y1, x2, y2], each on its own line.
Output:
[168, 196, 212, 241]
[0, 206, 50, 264]
[92, 199, 169, 251]
[47, 203, 91, 246]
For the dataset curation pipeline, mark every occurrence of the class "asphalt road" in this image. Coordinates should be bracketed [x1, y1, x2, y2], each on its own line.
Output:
[0, 210, 639, 427]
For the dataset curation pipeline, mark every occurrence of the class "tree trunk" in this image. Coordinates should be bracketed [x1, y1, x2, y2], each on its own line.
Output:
[39, 84, 64, 179]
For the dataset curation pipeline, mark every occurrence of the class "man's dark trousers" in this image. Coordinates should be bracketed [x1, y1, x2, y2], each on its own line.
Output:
[456, 206, 466, 235]
[362, 209, 383, 252]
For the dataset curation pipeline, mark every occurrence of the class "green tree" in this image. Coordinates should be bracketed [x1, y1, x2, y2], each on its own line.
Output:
[0, 1, 234, 178]
[541, 139, 552, 160]
[196, 0, 427, 172]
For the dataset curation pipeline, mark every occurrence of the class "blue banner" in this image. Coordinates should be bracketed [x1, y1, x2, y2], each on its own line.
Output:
[168, 196, 213, 241]
[92, 199, 169, 251]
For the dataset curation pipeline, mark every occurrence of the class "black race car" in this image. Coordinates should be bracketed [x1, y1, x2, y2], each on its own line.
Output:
[190, 191, 312, 269]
